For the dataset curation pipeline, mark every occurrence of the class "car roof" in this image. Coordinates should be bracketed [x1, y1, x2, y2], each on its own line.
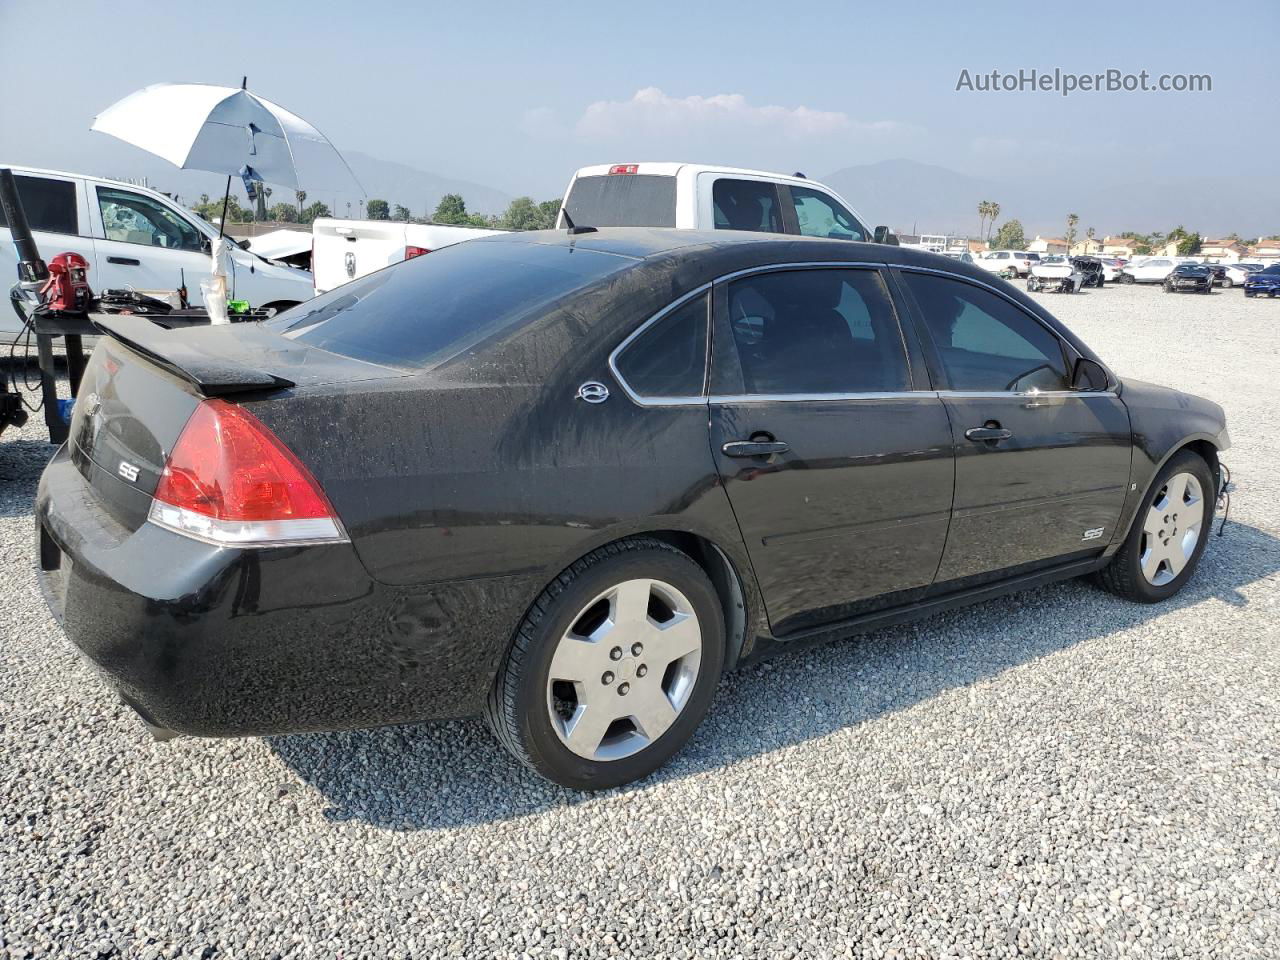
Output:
[569, 161, 818, 188]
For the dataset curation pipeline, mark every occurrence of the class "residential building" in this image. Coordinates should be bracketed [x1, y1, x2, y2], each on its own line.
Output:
[1028, 235, 1068, 255]
[1199, 238, 1248, 262]
[1101, 236, 1135, 258]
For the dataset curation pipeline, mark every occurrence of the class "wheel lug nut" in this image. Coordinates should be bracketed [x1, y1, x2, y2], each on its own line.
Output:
[637, 664, 648, 678]
[610, 647, 623, 661]
[631, 642, 643, 656]
[602, 671, 614, 685]
[618, 682, 630, 695]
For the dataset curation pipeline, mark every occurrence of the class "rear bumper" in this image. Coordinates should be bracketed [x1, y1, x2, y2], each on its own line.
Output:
[36, 444, 534, 737]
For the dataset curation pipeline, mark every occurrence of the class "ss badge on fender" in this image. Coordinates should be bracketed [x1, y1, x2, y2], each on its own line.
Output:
[1082, 527, 1105, 542]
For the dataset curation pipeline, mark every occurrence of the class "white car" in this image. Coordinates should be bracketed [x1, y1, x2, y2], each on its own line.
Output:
[312, 219, 506, 294]
[1119, 257, 1177, 284]
[1222, 263, 1263, 288]
[1, 165, 314, 343]
[1027, 255, 1083, 293]
[976, 250, 1035, 277]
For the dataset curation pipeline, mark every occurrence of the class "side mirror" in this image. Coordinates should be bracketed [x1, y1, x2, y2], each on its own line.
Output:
[199, 236, 212, 253]
[237, 238, 252, 250]
[873, 225, 899, 245]
[1072, 357, 1109, 391]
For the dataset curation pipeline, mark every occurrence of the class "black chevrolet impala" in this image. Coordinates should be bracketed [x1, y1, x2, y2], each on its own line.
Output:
[37, 230, 1229, 789]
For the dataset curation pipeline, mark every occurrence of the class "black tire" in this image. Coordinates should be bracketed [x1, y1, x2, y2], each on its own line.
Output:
[1095, 450, 1215, 603]
[485, 537, 725, 790]
[1223, 277, 1233, 289]
[1245, 290, 1255, 298]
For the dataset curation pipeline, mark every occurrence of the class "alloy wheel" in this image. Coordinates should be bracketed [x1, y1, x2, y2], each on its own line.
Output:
[546, 578, 702, 761]
[1140, 472, 1205, 586]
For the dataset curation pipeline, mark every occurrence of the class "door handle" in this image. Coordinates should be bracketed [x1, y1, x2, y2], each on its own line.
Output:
[965, 426, 1013, 442]
[722, 440, 790, 457]
[107, 256, 140, 265]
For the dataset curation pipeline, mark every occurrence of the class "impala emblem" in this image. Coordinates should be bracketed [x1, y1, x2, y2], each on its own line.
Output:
[576, 381, 610, 404]
[344, 251, 357, 279]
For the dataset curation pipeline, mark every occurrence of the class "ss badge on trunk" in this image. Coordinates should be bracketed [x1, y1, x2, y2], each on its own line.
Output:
[118, 460, 140, 483]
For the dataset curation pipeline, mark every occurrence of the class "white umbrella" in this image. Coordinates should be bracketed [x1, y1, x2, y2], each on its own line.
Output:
[92, 79, 361, 234]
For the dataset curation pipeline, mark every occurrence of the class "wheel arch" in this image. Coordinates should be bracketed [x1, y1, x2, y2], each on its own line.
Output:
[1115, 434, 1223, 550]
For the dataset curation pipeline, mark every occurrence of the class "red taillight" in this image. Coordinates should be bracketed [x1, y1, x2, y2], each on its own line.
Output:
[149, 399, 346, 546]
[608, 164, 639, 175]
[405, 245, 431, 259]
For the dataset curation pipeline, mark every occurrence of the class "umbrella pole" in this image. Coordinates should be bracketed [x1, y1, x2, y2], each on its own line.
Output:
[215, 79, 247, 240]
[217, 175, 232, 239]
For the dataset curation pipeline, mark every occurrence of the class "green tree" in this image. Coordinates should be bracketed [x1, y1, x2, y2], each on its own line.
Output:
[433, 193, 470, 224]
[538, 199, 562, 226]
[298, 201, 331, 225]
[498, 196, 555, 231]
[191, 193, 252, 224]
[267, 202, 299, 223]
[366, 198, 390, 220]
[992, 219, 1026, 251]
[392, 204, 412, 221]
[1177, 232, 1202, 256]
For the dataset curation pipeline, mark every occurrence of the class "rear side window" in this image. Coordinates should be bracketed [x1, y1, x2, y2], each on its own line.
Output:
[270, 240, 631, 369]
[789, 186, 868, 242]
[902, 272, 1068, 393]
[725, 269, 910, 395]
[712, 179, 783, 233]
[0, 176, 77, 235]
[562, 174, 676, 227]
[613, 293, 708, 399]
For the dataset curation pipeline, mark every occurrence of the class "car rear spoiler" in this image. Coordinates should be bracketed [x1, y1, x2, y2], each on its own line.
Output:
[91, 315, 296, 396]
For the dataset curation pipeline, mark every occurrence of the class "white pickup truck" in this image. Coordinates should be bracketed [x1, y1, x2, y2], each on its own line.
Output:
[556, 162, 893, 244]
[311, 218, 505, 294]
[0, 165, 314, 343]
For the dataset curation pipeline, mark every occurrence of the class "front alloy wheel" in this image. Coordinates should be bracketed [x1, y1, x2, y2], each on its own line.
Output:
[1139, 472, 1205, 586]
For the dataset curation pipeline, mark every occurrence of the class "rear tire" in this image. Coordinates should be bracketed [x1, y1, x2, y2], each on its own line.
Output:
[1223, 277, 1233, 289]
[1095, 450, 1215, 604]
[485, 538, 725, 790]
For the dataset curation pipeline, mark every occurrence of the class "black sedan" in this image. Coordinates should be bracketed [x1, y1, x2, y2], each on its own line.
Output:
[37, 231, 1230, 789]
[1244, 263, 1280, 298]
[1164, 263, 1213, 294]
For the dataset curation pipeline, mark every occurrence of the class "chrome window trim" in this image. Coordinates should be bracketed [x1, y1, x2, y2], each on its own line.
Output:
[608, 283, 713, 408]
[607, 260, 1116, 409]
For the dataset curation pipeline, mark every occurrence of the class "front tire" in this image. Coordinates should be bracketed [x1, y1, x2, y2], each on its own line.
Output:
[485, 538, 725, 790]
[1095, 450, 1215, 603]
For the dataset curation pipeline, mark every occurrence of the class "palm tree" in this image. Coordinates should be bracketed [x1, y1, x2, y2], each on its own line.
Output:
[987, 202, 1001, 242]
[296, 189, 306, 217]
[977, 201, 991, 241]
[1066, 212, 1079, 251]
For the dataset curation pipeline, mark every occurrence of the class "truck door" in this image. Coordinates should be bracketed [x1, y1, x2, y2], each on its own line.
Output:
[90, 184, 211, 303]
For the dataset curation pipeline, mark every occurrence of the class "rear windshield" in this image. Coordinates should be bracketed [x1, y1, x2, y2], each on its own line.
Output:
[268, 240, 632, 369]
[562, 174, 676, 228]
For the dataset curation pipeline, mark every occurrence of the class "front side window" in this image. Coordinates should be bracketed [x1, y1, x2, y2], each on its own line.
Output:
[0, 176, 77, 234]
[724, 269, 910, 395]
[97, 187, 205, 251]
[712, 179, 783, 233]
[789, 187, 869, 242]
[902, 272, 1068, 393]
[613, 293, 708, 399]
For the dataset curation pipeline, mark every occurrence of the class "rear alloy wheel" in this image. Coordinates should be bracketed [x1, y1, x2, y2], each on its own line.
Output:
[1096, 451, 1214, 603]
[486, 538, 724, 789]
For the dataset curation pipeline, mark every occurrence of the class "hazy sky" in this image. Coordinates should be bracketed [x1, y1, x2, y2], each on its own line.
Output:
[2, 0, 1276, 202]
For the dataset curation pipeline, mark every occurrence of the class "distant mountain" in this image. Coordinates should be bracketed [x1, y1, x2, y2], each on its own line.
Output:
[823, 158, 1279, 239]
[5, 131, 511, 219]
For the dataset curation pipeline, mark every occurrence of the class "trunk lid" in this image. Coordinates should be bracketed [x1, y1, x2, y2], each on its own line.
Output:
[69, 318, 408, 532]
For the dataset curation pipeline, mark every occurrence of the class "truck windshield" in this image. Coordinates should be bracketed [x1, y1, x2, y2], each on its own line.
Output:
[268, 239, 632, 369]
[561, 174, 677, 228]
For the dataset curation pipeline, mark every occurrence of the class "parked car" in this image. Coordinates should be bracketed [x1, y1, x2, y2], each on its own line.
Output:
[1071, 256, 1107, 288]
[941, 251, 976, 264]
[0, 165, 314, 345]
[1094, 258, 1122, 282]
[312, 218, 506, 294]
[36, 232, 1229, 789]
[1243, 263, 1280, 298]
[1028, 255, 1083, 293]
[1164, 263, 1212, 294]
[1223, 263, 1261, 288]
[557, 162, 893, 245]
[1119, 257, 1177, 284]
[977, 250, 1034, 277]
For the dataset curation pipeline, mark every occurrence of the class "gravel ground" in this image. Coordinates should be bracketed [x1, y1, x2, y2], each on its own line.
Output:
[2, 283, 1278, 959]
